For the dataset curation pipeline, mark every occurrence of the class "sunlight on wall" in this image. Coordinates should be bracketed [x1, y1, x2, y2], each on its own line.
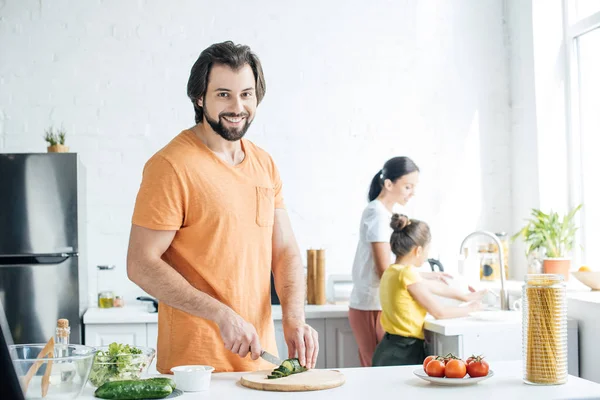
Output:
[432, 111, 483, 276]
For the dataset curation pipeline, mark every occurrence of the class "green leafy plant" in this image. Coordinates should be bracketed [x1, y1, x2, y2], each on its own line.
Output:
[512, 204, 582, 258]
[44, 126, 66, 146]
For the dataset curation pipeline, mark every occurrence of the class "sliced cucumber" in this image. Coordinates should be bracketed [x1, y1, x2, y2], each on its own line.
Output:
[267, 358, 309, 379]
[275, 366, 290, 374]
[281, 360, 294, 372]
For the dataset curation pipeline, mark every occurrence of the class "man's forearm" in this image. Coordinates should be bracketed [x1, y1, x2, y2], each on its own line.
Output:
[273, 246, 305, 322]
[128, 257, 232, 323]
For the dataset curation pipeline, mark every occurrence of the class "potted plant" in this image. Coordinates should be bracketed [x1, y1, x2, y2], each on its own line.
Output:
[44, 127, 69, 153]
[512, 204, 582, 281]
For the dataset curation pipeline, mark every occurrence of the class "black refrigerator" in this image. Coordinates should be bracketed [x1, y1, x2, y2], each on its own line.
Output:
[0, 153, 87, 344]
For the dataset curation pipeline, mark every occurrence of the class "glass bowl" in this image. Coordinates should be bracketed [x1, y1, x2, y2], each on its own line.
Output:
[10, 343, 96, 399]
[88, 345, 156, 387]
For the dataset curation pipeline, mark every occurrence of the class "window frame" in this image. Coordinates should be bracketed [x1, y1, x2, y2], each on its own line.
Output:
[563, 1, 600, 265]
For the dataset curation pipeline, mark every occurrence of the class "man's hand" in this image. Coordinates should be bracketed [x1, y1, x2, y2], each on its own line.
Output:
[217, 309, 262, 360]
[282, 319, 319, 369]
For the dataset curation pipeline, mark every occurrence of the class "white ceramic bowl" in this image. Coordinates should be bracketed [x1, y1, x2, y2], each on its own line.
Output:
[170, 365, 215, 392]
[572, 271, 600, 290]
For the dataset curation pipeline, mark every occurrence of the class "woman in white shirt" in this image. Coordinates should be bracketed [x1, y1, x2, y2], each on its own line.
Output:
[349, 156, 444, 367]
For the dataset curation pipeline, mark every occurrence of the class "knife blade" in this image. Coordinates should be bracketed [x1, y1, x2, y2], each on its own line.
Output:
[260, 350, 283, 365]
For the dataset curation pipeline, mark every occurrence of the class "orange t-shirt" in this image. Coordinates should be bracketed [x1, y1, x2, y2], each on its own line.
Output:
[132, 129, 283, 373]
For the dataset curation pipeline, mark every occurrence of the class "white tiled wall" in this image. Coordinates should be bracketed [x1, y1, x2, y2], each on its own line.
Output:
[0, 0, 513, 304]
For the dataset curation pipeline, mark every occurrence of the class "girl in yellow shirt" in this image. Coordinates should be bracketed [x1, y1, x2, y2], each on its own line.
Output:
[372, 214, 486, 366]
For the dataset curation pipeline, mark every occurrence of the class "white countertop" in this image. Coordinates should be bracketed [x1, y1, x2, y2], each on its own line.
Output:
[568, 291, 600, 304]
[83, 304, 521, 337]
[84, 306, 158, 324]
[476, 278, 592, 296]
[77, 361, 600, 399]
[83, 304, 351, 325]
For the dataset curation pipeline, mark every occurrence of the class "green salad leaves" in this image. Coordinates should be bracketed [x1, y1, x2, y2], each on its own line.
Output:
[89, 342, 147, 387]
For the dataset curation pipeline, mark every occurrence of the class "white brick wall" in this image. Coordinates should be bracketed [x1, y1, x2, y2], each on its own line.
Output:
[0, 0, 512, 305]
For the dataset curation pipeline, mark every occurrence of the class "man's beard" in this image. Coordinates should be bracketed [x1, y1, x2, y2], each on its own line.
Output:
[203, 108, 252, 142]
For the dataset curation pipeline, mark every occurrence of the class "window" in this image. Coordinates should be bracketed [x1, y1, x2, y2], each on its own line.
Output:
[565, 2, 600, 264]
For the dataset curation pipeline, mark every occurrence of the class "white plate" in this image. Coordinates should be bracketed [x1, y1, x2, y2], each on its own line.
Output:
[413, 368, 494, 386]
[469, 310, 521, 322]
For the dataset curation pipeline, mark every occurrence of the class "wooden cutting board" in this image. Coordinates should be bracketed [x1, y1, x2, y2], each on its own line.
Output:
[239, 369, 345, 392]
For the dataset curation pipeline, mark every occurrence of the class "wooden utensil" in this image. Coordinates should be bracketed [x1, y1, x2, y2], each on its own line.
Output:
[240, 369, 345, 392]
[41, 356, 53, 397]
[22, 337, 55, 395]
[315, 249, 326, 305]
[307, 249, 317, 304]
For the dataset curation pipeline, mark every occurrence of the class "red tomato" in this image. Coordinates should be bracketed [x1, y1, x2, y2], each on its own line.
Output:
[425, 360, 446, 378]
[445, 359, 467, 378]
[423, 355, 436, 370]
[467, 358, 490, 378]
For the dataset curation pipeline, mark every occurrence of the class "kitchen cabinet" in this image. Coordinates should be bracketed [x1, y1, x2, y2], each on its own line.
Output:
[85, 323, 147, 347]
[85, 323, 158, 375]
[146, 323, 159, 374]
[427, 327, 521, 361]
[325, 318, 361, 368]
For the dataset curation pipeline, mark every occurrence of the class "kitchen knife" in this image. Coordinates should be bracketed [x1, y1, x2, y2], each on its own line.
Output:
[260, 350, 282, 365]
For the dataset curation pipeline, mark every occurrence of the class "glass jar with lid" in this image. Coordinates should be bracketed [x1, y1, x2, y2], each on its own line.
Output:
[96, 265, 116, 308]
[522, 274, 568, 385]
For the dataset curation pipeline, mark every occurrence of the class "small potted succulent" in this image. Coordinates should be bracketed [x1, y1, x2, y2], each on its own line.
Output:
[512, 204, 582, 281]
[44, 126, 69, 153]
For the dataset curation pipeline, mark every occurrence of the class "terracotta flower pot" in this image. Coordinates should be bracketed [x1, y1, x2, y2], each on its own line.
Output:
[543, 258, 571, 281]
[47, 144, 69, 153]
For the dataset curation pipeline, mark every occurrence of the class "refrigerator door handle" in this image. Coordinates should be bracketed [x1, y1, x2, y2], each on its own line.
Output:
[0, 253, 78, 266]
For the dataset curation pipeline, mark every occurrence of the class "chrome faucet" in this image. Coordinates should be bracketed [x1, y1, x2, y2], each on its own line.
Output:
[459, 231, 509, 311]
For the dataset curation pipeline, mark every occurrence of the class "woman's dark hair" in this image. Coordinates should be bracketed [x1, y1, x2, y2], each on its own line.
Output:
[389, 214, 431, 258]
[187, 41, 266, 123]
[368, 157, 419, 202]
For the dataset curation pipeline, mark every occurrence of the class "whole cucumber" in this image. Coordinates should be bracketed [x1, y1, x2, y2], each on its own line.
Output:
[145, 377, 176, 390]
[94, 380, 172, 399]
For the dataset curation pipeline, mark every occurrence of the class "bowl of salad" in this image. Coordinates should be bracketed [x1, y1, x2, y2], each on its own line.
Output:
[88, 342, 156, 387]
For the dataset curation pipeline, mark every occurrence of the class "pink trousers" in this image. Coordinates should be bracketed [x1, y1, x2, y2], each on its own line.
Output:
[348, 307, 385, 367]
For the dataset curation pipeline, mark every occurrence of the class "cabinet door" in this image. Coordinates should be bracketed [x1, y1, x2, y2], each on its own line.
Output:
[427, 332, 461, 358]
[273, 320, 287, 361]
[428, 328, 522, 362]
[273, 319, 326, 369]
[325, 318, 361, 368]
[146, 323, 158, 375]
[461, 328, 521, 361]
[85, 324, 147, 347]
[309, 319, 326, 369]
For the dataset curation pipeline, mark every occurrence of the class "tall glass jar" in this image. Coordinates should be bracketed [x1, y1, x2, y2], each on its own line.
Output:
[97, 265, 116, 308]
[522, 274, 568, 385]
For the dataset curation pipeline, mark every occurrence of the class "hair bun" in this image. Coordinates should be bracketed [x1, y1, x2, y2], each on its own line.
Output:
[390, 214, 410, 232]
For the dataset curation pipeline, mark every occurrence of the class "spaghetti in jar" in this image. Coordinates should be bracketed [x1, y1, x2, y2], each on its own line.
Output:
[522, 274, 568, 385]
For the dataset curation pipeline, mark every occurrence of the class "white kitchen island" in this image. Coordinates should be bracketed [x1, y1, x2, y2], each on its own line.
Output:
[77, 361, 600, 399]
[568, 291, 600, 383]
